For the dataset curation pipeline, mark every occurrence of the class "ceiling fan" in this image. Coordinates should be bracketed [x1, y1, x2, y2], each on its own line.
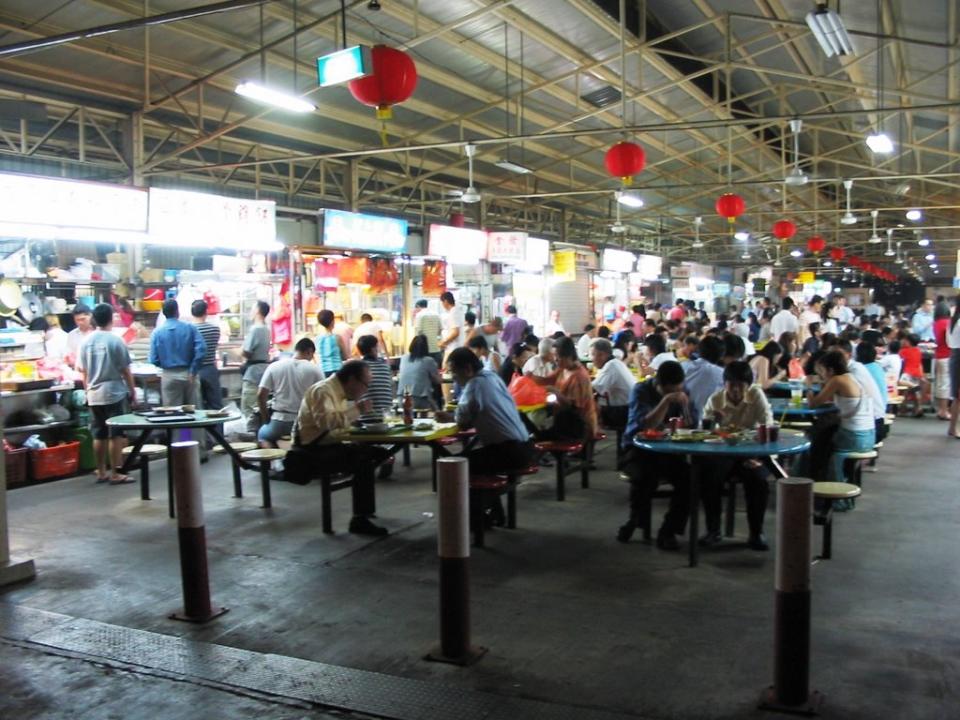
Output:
[784, 119, 809, 186]
[840, 179, 858, 224]
[447, 144, 482, 203]
[868, 209, 882, 243]
[610, 191, 627, 234]
[692, 216, 703, 248]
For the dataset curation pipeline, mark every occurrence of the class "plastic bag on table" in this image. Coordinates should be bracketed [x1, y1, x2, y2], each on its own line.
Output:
[507, 373, 548, 408]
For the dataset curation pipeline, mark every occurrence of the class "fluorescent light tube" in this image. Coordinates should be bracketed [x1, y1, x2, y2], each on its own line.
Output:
[905, 209, 922, 221]
[235, 82, 316, 113]
[495, 159, 533, 174]
[866, 132, 894, 154]
[616, 191, 644, 208]
[806, 4, 854, 57]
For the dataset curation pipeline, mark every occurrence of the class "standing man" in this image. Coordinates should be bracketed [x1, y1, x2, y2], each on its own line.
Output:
[66, 304, 94, 369]
[668, 299, 686, 322]
[80, 303, 135, 484]
[413, 299, 443, 366]
[797, 295, 823, 345]
[438, 291, 465, 400]
[191, 299, 222, 411]
[835, 294, 854, 330]
[287, 361, 392, 536]
[911, 298, 935, 341]
[500, 304, 528, 351]
[545, 310, 565, 336]
[241, 301, 271, 433]
[257, 338, 324, 448]
[770, 297, 799, 339]
[149, 300, 205, 409]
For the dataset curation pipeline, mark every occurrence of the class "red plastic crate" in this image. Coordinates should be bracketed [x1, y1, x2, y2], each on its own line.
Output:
[5, 447, 28, 487]
[29, 442, 80, 481]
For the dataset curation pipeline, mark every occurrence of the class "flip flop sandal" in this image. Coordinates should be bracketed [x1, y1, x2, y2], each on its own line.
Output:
[93, 473, 109, 484]
[108, 475, 135, 485]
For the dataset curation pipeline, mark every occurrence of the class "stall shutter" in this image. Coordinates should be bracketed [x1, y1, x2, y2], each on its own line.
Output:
[548, 267, 590, 336]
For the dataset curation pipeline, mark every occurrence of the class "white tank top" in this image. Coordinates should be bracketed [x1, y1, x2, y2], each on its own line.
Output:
[834, 392, 874, 432]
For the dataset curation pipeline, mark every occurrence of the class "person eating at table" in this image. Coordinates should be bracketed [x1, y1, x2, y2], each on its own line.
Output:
[526, 336, 598, 442]
[617, 360, 697, 550]
[699, 361, 773, 551]
[591, 338, 636, 431]
[287, 360, 392, 536]
[436, 347, 535, 473]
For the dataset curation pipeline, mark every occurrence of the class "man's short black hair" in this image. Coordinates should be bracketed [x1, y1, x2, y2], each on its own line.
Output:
[360, 313, 373, 322]
[644, 333, 666, 355]
[256, 300, 270, 319]
[697, 335, 725, 365]
[656, 360, 685, 387]
[855, 342, 877, 363]
[506, 304, 517, 314]
[440, 291, 455, 305]
[415, 299, 428, 308]
[464, 311, 476, 326]
[723, 360, 754, 385]
[294, 337, 315, 354]
[91, 303, 113, 328]
[447, 346, 482, 374]
[191, 299, 208, 318]
[73, 304, 91, 316]
[467, 335, 488, 351]
[583, 323, 596, 332]
[782, 297, 795, 310]
[597, 326, 611, 339]
[723, 333, 744, 360]
[336, 359, 369, 384]
[357, 334, 378, 355]
[162, 299, 179, 319]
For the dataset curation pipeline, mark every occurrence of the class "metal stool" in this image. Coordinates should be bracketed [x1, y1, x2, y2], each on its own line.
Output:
[813, 482, 862, 561]
[121, 444, 167, 501]
[239, 448, 287, 508]
[212, 441, 258, 498]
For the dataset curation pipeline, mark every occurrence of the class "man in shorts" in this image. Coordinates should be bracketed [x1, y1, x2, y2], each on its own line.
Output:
[80, 303, 135, 484]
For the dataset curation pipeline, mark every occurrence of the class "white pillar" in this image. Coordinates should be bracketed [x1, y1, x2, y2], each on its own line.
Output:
[0, 428, 36, 586]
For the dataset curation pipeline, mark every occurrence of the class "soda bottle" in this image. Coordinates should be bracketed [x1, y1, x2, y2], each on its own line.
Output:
[402, 388, 413, 425]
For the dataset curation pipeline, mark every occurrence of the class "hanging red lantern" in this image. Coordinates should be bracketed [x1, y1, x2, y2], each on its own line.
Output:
[848, 255, 862, 268]
[347, 45, 418, 120]
[715, 193, 746, 225]
[829, 247, 845, 261]
[604, 141, 646, 185]
[772, 219, 797, 242]
[807, 235, 826, 254]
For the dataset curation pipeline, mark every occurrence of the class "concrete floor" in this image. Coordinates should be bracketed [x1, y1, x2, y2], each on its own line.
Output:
[2, 417, 958, 720]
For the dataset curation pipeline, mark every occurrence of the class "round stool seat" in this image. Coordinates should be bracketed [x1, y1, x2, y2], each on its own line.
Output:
[240, 448, 287, 462]
[470, 476, 508, 491]
[814, 481, 862, 500]
[122, 444, 167, 457]
[535, 441, 584, 454]
[510, 465, 540, 476]
[838, 450, 878, 460]
[887, 396, 904, 405]
[213, 441, 258, 454]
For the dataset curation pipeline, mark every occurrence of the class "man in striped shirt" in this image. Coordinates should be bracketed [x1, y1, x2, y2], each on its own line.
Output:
[413, 299, 442, 365]
[357, 334, 394, 423]
[191, 300, 222, 411]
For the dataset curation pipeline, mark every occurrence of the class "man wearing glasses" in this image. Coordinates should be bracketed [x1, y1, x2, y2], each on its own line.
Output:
[286, 360, 391, 535]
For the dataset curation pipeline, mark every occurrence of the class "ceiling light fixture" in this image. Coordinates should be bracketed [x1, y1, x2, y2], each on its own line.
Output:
[866, 132, 894, 154]
[784, 119, 809, 186]
[734, 230, 750, 241]
[235, 82, 316, 112]
[840, 179, 857, 224]
[790, 249, 803, 258]
[918, 237, 930, 247]
[868, 209, 882, 243]
[806, 2, 854, 57]
[823, 260, 833, 267]
[925, 253, 936, 261]
[905, 209, 922, 221]
[495, 159, 532, 175]
[930, 263, 939, 269]
[741, 251, 751, 260]
[616, 191, 644, 208]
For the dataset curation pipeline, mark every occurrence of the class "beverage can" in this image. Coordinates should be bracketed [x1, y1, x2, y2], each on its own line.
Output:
[769, 423, 780, 442]
[668, 416, 681, 432]
[756, 424, 768, 443]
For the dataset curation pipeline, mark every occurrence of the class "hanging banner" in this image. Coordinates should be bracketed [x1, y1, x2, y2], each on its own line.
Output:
[487, 232, 527, 263]
[368, 258, 399, 293]
[422, 259, 447, 296]
[797, 271, 816, 284]
[670, 265, 691, 279]
[553, 250, 577, 282]
[313, 258, 340, 291]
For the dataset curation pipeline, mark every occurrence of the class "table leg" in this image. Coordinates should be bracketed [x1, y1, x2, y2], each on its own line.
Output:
[766, 456, 790, 479]
[205, 425, 254, 471]
[166, 428, 175, 519]
[120, 430, 151, 474]
[688, 459, 700, 568]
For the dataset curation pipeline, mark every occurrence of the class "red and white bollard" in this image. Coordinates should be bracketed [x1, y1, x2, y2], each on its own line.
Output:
[759, 477, 822, 714]
[425, 457, 486, 665]
[168, 441, 228, 623]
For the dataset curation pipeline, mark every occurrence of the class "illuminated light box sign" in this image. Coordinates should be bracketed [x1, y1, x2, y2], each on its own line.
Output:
[636, 253, 662, 281]
[428, 224, 488, 264]
[515, 236, 550, 271]
[601, 248, 636, 274]
[321, 209, 407, 252]
[0, 172, 148, 242]
[316, 45, 371, 87]
[149, 188, 278, 249]
[487, 231, 527, 263]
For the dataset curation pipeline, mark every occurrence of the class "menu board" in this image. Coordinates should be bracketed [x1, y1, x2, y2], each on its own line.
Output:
[487, 232, 527, 263]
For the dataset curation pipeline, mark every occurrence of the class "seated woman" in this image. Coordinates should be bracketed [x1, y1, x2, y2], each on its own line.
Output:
[807, 349, 875, 484]
[749, 340, 785, 390]
[499, 342, 533, 386]
[700, 361, 773, 551]
[467, 335, 502, 374]
[527, 336, 598, 442]
[397, 334, 440, 410]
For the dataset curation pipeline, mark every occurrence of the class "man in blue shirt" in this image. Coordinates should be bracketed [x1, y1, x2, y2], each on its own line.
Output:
[437, 347, 533, 473]
[149, 300, 207, 453]
[910, 298, 934, 341]
[682, 335, 725, 419]
[618, 361, 697, 550]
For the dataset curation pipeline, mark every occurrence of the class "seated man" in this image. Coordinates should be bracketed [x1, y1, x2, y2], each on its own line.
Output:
[257, 338, 324, 448]
[357, 334, 395, 424]
[700, 361, 773, 551]
[437, 347, 534, 474]
[591, 338, 635, 430]
[285, 360, 391, 536]
[682, 334, 725, 420]
[617, 361, 697, 550]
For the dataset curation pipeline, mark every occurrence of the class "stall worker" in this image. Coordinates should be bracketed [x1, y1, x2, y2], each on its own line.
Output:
[316, 309, 347, 374]
[617, 361, 696, 549]
[699, 361, 773, 551]
[241, 301, 271, 433]
[66, 304, 94, 368]
[413, 299, 443, 365]
[43, 314, 69, 360]
[352, 313, 388, 357]
[191, 300, 222, 411]
[257, 337, 324, 448]
[287, 360, 391, 536]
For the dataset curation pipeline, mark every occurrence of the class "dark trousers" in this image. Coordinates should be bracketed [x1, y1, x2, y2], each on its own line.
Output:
[465, 440, 535, 474]
[623, 448, 690, 536]
[286, 443, 391, 517]
[197, 364, 223, 410]
[700, 458, 770, 537]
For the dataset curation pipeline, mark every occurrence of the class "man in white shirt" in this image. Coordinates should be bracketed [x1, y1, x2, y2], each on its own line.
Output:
[835, 295, 855, 329]
[576, 324, 597, 360]
[523, 338, 556, 377]
[66, 305, 95, 368]
[438, 291, 465, 356]
[591, 338, 635, 430]
[257, 338, 325, 448]
[545, 310, 565, 336]
[797, 295, 823, 345]
[769, 297, 799, 339]
[644, 334, 676, 371]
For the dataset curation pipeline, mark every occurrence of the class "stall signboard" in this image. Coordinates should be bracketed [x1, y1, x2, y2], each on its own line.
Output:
[636, 253, 662, 281]
[0, 172, 148, 241]
[316, 45, 371, 87]
[688, 262, 714, 279]
[149, 188, 278, 249]
[428, 224, 488, 264]
[321, 209, 407, 252]
[670, 265, 691, 279]
[672, 277, 691, 290]
[796, 271, 816, 284]
[553, 249, 577, 282]
[713, 282, 731, 296]
[523, 237, 550, 268]
[487, 231, 527, 263]
[601, 248, 636, 274]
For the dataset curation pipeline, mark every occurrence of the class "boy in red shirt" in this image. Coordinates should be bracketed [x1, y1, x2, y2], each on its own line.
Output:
[899, 333, 929, 411]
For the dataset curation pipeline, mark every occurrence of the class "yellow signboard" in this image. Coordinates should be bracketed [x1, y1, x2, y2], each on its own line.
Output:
[553, 249, 576, 282]
[797, 271, 815, 284]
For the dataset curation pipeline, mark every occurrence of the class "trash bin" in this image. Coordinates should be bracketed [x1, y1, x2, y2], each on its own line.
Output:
[71, 427, 96, 471]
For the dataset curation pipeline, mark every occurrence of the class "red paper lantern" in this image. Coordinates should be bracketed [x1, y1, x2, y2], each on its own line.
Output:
[806, 235, 826, 254]
[715, 193, 746, 224]
[829, 247, 845, 261]
[849, 255, 862, 268]
[772, 219, 797, 241]
[604, 141, 646, 185]
[348, 45, 418, 120]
